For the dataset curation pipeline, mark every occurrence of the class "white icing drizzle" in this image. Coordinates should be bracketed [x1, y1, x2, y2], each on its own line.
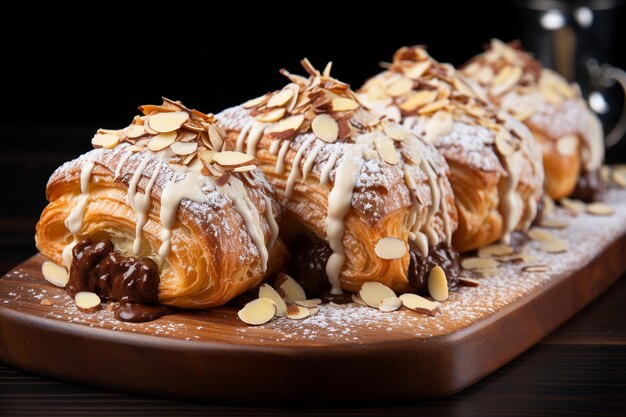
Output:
[302, 142, 323, 182]
[263, 195, 279, 251]
[246, 122, 267, 156]
[275, 140, 291, 174]
[62, 240, 77, 269]
[219, 177, 269, 270]
[499, 152, 524, 243]
[114, 150, 132, 180]
[269, 139, 281, 155]
[320, 148, 340, 186]
[235, 123, 251, 153]
[325, 153, 361, 294]
[128, 156, 161, 255]
[285, 137, 315, 198]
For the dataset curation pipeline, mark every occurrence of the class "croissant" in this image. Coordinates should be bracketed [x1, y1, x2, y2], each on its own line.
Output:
[357, 46, 544, 252]
[461, 39, 604, 201]
[218, 60, 459, 297]
[35, 99, 286, 311]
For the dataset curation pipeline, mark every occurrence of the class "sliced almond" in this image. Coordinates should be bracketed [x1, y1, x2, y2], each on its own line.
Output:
[148, 111, 189, 133]
[92, 133, 120, 149]
[237, 298, 276, 325]
[398, 90, 438, 112]
[40, 299, 54, 306]
[311, 114, 339, 143]
[285, 305, 311, 320]
[243, 93, 270, 109]
[75, 291, 101, 313]
[559, 198, 585, 214]
[374, 237, 406, 259]
[461, 257, 500, 270]
[417, 99, 449, 114]
[491, 66, 522, 96]
[232, 165, 257, 173]
[255, 108, 286, 123]
[351, 293, 368, 306]
[213, 151, 256, 167]
[147, 132, 177, 151]
[601, 165, 612, 185]
[475, 268, 499, 277]
[267, 114, 304, 137]
[539, 83, 563, 104]
[454, 76, 476, 97]
[385, 125, 409, 142]
[458, 276, 480, 287]
[523, 265, 550, 273]
[612, 169, 626, 188]
[126, 124, 147, 139]
[208, 124, 224, 151]
[42, 261, 69, 288]
[556, 135, 578, 156]
[387, 77, 413, 97]
[539, 239, 568, 253]
[378, 296, 402, 312]
[548, 78, 575, 99]
[179, 130, 198, 142]
[478, 243, 514, 258]
[539, 217, 569, 229]
[428, 266, 448, 302]
[528, 228, 556, 241]
[495, 132, 516, 157]
[543, 195, 556, 217]
[277, 274, 307, 303]
[375, 136, 399, 165]
[330, 97, 359, 112]
[267, 89, 295, 108]
[198, 149, 217, 164]
[513, 107, 537, 122]
[359, 282, 396, 309]
[295, 299, 322, 308]
[586, 202, 614, 216]
[404, 60, 431, 80]
[170, 142, 198, 156]
[258, 283, 287, 317]
[399, 293, 439, 315]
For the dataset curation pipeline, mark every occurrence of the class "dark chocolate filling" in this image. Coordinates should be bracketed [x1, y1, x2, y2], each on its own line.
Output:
[69, 239, 174, 322]
[571, 169, 604, 203]
[407, 241, 460, 294]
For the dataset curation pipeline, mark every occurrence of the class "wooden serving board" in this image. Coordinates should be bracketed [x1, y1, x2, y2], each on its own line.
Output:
[2, 190, 626, 405]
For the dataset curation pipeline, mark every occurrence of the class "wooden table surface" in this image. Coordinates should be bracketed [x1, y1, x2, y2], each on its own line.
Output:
[1, 218, 625, 416]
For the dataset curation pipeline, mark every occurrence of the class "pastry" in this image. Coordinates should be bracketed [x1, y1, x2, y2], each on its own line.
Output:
[218, 60, 460, 297]
[357, 46, 544, 252]
[461, 39, 604, 201]
[35, 99, 286, 314]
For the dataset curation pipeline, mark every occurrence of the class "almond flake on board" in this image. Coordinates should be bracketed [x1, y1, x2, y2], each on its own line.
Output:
[522, 265, 550, 273]
[527, 228, 556, 241]
[258, 284, 287, 317]
[539, 239, 568, 253]
[428, 266, 449, 302]
[75, 291, 102, 313]
[374, 237, 407, 259]
[539, 217, 569, 229]
[295, 299, 322, 308]
[359, 282, 396, 309]
[378, 296, 402, 312]
[311, 114, 339, 143]
[477, 243, 514, 259]
[461, 257, 499, 270]
[458, 276, 480, 287]
[398, 293, 439, 315]
[41, 261, 69, 288]
[148, 111, 189, 133]
[238, 298, 276, 325]
[559, 198, 585, 214]
[586, 202, 614, 216]
[351, 294, 368, 306]
[285, 305, 311, 320]
[276, 274, 307, 303]
[612, 169, 626, 188]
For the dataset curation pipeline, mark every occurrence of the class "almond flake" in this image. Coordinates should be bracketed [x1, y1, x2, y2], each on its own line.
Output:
[404, 60, 431, 80]
[523, 265, 550, 273]
[147, 132, 177, 151]
[513, 107, 537, 122]
[359, 282, 396, 309]
[601, 165, 612, 185]
[178, 130, 197, 142]
[398, 90, 438, 112]
[374, 237, 406, 259]
[40, 299, 54, 306]
[461, 257, 499, 270]
[232, 165, 256, 173]
[238, 298, 276, 325]
[351, 294, 368, 306]
[378, 296, 402, 312]
[458, 276, 480, 287]
[295, 299, 322, 308]
[208, 124, 224, 151]
[277, 274, 307, 303]
[543, 195, 556, 216]
[42, 261, 69, 288]
[126, 124, 146, 139]
[539, 217, 569, 229]
[418, 99, 449, 114]
[148, 111, 189, 133]
[478, 243, 514, 258]
[586, 202, 614, 216]
[256, 108, 286, 123]
[399, 293, 439, 315]
[548, 78, 575, 99]
[612, 169, 626, 188]
[198, 150, 217, 164]
[285, 305, 311, 320]
[330, 97, 359, 112]
[387, 77, 413, 97]
[539, 239, 568, 253]
[311, 114, 339, 143]
[385, 125, 409, 141]
[539, 84, 564, 104]
[259, 283, 287, 317]
[375, 136, 399, 165]
[528, 228, 556, 241]
[92, 133, 120, 149]
[491, 66, 522, 96]
[495, 132, 516, 156]
[213, 151, 256, 167]
[243, 94, 270, 109]
[170, 141, 197, 156]
[75, 291, 101, 313]
[556, 135, 578, 156]
[454, 76, 476, 97]
[428, 266, 448, 302]
[559, 198, 585, 214]
[267, 89, 295, 108]
[268, 114, 305, 137]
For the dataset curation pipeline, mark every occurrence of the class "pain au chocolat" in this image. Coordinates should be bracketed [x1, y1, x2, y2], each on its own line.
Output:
[217, 60, 460, 297]
[461, 39, 604, 201]
[357, 46, 544, 252]
[35, 99, 286, 313]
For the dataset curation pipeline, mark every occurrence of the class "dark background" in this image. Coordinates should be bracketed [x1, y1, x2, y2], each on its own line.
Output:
[1, 2, 625, 268]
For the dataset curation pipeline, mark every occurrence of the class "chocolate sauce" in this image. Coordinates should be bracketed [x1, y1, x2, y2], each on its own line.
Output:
[114, 302, 176, 323]
[407, 241, 460, 294]
[69, 239, 163, 322]
[287, 234, 332, 297]
[572, 169, 604, 202]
